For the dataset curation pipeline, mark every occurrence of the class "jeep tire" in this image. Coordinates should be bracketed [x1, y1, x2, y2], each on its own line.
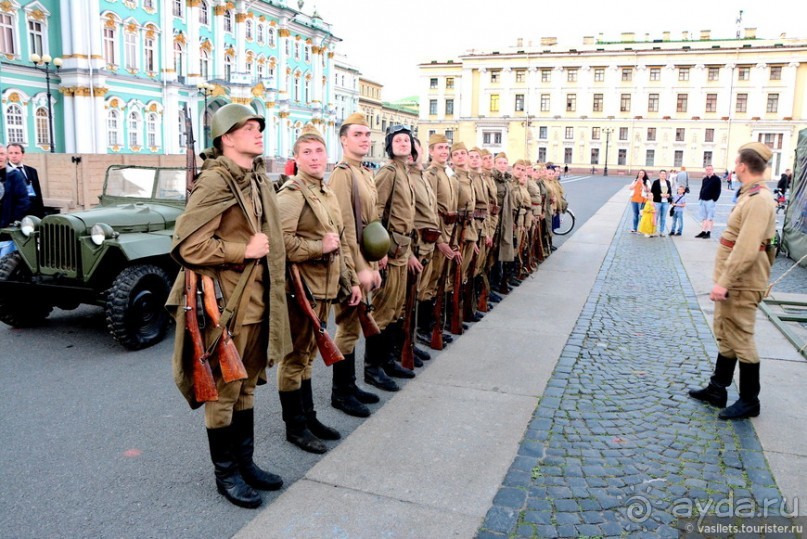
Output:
[106, 264, 172, 350]
[0, 252, 53, 327]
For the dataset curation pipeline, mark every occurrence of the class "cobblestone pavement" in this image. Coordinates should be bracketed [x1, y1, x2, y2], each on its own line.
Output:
[478, 208, 790, 538]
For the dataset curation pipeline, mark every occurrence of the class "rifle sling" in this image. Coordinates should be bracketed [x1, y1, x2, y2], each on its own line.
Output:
[348, 167, 364, 245]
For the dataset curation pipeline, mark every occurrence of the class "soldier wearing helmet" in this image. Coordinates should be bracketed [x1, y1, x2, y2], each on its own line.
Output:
[170, 103, 292, 509]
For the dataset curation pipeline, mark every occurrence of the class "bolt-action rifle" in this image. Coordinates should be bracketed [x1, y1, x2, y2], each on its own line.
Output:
[450, 209, 471, 335]
[288, 263, 344, 366]
[431, 216, 461, 350]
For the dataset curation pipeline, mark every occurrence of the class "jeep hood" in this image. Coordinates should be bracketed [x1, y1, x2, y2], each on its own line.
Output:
[48, 203, 184, 232]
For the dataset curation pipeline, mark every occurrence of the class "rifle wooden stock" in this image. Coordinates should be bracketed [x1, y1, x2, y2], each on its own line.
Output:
[400, 267, 418, 370]
[357, 299, 380, 337]
[200, 274, 248, 383]
[450, 213, 470, 335]
[288, 264, 344, 366]
[462, 242, 479, 321]
[431, 217, 462, 350]
[185, 270, 218, 403]
[477, 269, 490, 313]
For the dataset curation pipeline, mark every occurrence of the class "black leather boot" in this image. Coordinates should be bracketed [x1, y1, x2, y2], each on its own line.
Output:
[719, 362, 761, 420]
[414, 345, 431, 362]
[301, 378, 341, 440]
[364, 331, 399, 391]
[689, 354, 736, 408]
[278, 389, 327, 454]
[331, 352, 371, 417]
[206, 426, 262, 508]
[231, 409, 283, 491]
[381, 323, 416, 379]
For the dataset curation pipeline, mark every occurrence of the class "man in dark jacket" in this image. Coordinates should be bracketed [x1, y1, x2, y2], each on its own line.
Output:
[0, 144, 30, 256]
[696, 165, 722, 239]
[7, 143, 45, 218]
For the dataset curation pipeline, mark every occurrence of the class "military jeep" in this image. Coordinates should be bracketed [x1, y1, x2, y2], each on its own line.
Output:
[0, 165, 186, 350]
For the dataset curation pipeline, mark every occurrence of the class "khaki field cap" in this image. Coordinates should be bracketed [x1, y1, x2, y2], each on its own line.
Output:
[495, 152, 508, 160]
[297, 123, 326, 146]
[343, 112, 369, 127]
[428, 133, 448, 146]
[469, 146, 482, 155]
[211, 103, 264, 141]
[739, 142, 773, 163]
[451, 142, 467, 153]
[479, 149, 492, 157]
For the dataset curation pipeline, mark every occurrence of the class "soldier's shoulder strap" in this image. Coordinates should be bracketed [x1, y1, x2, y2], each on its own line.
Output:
[335, 162, 350, 170]
[747, 184, 763, 196]
[279, 177, 304, 192]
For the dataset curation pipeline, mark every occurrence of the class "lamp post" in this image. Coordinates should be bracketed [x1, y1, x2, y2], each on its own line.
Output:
[603, 127, 614, 176]
[197, 82, 214, 148]
[30, 53, 63, 153]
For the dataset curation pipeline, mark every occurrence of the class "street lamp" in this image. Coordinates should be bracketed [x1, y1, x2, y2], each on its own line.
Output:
[30, 53, 63, 153]
[197, 82, 214, 147]
[603, 127, 614, 176]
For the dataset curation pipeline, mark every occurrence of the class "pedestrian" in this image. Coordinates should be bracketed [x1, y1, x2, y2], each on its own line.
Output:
[0, 146, 31, 257]
[563, 164, 568, 177]
[6, 143, 45, 218]
[724, 169, 733, 190]
[637, 196, 656, 237]
[327, 113, 383, 418]
[696, 164, 722, 239]
[777, 168, 792, 197]
[169, 103, 292, 508]
[651, 170, 673, 236]
[676, 166, 690, 194]
[627, 170, 649, 233]
[669, 185, 687, 235]
[688, 142, 775, 420]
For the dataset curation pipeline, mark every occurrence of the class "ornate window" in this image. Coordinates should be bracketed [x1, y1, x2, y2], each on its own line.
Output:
[35, 108, 49, 146]
[0, 12, 16, 55]
[103, 25, 117, 65]
[6, 104, 25, 144]
[28, 19, 44, 57]
[199, 1, 209, 25]
[145, 37, 156, 72]
[200, 50, 209, 79]
[245, 20, 253, 41]
[224, 55, 233, 81]
[129, 111, 141, 148]
[174, 42, 184, 77]
[268, 27, 276, 47]
[224, 10, 232, 33]
[125, 28, 138, 70]
[257, 24, 264, 44]
[147, 112, 159, 148]
[107, 109, 121, 146]
[173, 0, 183, 17]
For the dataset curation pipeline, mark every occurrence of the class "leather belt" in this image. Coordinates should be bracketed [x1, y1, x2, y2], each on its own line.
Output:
[220, 263, 247, 272]
[719, 237, 766, 251]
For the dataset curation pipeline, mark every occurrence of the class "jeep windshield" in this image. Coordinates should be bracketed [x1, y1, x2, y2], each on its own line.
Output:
[105, 167, 186, 201]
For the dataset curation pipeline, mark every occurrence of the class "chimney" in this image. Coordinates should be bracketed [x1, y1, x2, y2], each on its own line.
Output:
[744, 27, 757, 39]
[540, 37, 557, 46]
[583, 36, 595, 45]
[700, 29, 711, 40]
[516, 37, 523, 47]
[663, 31, 671, 41]
[621, 32, 635, 42]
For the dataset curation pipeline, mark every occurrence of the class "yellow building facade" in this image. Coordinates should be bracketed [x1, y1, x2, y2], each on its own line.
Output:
[419, 30, 807, 176]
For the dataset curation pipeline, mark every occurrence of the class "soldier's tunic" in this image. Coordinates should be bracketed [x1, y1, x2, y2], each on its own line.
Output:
[470, 169, 490, 277]
[512, 180, 531, 259]
[170, 153, 292, 427]
[481, 169, 500, 272]
[454, 168, 477, 278]
[538, 177, 554, 239]
[527, 178, 543, 257]
[712, 179, 775, 364]
[328, 157, 379, 355]
[411, 165, 439, 299]
[276, 171, 358, 391]
[493, 170, 515, 262]
[422, 162, 458, 299]
[373, 159, 416, 329]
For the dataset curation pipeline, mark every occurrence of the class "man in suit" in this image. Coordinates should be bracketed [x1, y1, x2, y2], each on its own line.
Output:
[0, 144, 30, 256]
[7, 144, 45, 218]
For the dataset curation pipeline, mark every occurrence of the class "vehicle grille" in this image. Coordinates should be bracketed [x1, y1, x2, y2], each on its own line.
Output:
[39, 222, 78, 272]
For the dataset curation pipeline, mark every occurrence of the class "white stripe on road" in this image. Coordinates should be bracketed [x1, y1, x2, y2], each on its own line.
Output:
[560, 176, 594, 184]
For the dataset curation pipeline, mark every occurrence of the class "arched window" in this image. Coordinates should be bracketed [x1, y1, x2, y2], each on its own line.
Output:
[293, 73, 301, 102]
[107, 109, 120, 146]
[35, 107, 49, 146]
[5, 104, 25, 143]
[199, 1, 209, 25]
[103, 25, 117, 65]
[257, 24, 264, 44]
[224, 54, 233, 81]
[129, 111, 141, 147]
[223, 10, 232, 33]
[245, 20, 253, 41]
[174, 41, 184, 77]
[200, 49, 209, 79]
[245, 55, 253, 75]
[267, 27, 276, 47]
[304, 77, 311, 103]
[147, 112, 159, 148]
[178, 110, 185, 147]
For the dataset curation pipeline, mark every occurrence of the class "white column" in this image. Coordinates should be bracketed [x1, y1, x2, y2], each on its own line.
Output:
[186, 1, 200, 80]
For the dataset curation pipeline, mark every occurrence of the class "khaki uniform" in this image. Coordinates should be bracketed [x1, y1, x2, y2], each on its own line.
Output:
[493, 170, 515, 262]
[169, 153, 292, 428]
[481, 170, 500, 272]
[276, 171, 358, 391]
[471, 169, 490, 277]
[712, 179, 775, 364]
[328, 158, 379, 355]
[373, 159, 416, 329]
[454, 168, 477, 278]
[538, 178, 554, 239]
[411, 165, 439, 298]
[422, 162, 458, 300]
[512, 181, 531, 258]
[527, 178, 544, 258]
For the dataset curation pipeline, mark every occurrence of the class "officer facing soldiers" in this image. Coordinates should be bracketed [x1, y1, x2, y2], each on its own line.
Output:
[417, 134, 457, 348]
[689, 142, 776, 420]
[327, 113, 384, 418]
[365, 125, 421, 389]
[276, 125, 361, 453]
[170, 103, 292, 508]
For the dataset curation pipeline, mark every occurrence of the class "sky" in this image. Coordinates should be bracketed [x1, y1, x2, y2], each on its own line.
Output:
[310, 0, 807, 100]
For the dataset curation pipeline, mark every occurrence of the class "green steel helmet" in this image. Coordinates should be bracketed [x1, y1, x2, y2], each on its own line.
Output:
[360, 220, 390, 262]
[211, 103, 265, 141]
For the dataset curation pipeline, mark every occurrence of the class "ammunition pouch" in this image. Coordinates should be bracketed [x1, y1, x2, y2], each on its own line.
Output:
[490, 205, 500, 216]
[439, 211, 459, 225]
[388, 230, 414, 259]
[472, 209, 488, 221]
[418, 227, 441, 244]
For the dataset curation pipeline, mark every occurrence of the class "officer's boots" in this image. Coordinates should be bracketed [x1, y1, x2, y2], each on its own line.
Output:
[383, 321, 416, 378]
[231, 409, 283, 491]
[719, 362, 761, 420]
[206, 425, 262, 508]
[364, 331, 400, 392]
[278, 388, 327, 454]
[331, 352, 373, 418]
[688, 354, 737, 408]
[301, 378, 341, 441]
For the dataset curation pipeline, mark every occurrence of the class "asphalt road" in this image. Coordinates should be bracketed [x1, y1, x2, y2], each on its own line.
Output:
[0, 174, 627, 539]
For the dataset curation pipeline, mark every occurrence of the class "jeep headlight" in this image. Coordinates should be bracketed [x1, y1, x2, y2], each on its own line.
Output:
[21, 216, 41, 237]
[91, 223, 115, 246]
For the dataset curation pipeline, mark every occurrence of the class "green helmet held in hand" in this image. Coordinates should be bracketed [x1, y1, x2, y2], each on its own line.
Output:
[211, 103, 265, 142]
[361, 220, 390, 262]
